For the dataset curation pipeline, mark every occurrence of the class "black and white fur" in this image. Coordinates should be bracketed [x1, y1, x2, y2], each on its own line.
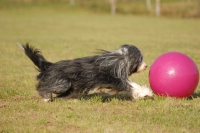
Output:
[19, 43, 153, 102]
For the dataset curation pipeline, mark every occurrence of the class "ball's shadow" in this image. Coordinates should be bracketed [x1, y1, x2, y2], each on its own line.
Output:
[188, 91, 200, 100]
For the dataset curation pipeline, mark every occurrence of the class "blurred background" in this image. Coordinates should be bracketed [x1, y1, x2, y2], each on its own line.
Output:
[1, 0, 200, 18]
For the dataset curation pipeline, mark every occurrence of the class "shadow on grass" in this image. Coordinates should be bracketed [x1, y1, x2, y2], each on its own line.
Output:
[188, 91, 200, 100]
[54, 92, 133, 102]
[54, 89, 134, 102]
[81, 93, 133, 102]
[55, 92, 154, 102]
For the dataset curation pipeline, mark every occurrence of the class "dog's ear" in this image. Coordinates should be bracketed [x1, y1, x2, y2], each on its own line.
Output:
[96, 50, 129, 79]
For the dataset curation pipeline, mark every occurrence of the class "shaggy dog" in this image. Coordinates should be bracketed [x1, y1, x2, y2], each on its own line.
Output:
[19, 43, 153, 102]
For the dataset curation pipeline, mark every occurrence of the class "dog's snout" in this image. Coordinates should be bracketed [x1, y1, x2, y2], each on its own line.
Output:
[142, 62, 147, 69]
[137, 61, 148, 73]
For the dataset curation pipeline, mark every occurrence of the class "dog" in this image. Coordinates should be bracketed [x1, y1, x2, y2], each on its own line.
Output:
[18, 43, 153, 102]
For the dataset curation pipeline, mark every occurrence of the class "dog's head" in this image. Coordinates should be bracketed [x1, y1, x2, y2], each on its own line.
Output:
[119, 44, 147, 75]
[97, 44, 147, 79]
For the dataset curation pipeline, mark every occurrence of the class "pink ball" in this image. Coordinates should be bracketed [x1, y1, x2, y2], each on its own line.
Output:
[149, 52, 199, 98]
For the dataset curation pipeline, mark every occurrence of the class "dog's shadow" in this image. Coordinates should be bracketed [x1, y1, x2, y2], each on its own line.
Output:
[54, 92, 133, 102]
[80, 92, 133, 102]
[82, 89, 200, 102]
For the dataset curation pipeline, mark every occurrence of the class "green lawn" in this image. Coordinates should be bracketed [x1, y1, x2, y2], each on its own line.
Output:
[0, 6, 200, 133]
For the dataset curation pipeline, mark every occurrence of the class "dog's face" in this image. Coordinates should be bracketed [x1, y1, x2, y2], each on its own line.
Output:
[119, 44, 147, 75]
[97, 44, 147, 79]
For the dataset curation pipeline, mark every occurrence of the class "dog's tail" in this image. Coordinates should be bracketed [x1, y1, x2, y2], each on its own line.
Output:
[18, 43, 52, 72]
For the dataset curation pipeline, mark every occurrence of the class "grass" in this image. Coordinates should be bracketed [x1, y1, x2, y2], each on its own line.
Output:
[0, 5, 200, 133]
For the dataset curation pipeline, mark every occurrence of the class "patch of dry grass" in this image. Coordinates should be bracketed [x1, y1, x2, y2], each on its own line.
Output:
[1, 0, 200, 18]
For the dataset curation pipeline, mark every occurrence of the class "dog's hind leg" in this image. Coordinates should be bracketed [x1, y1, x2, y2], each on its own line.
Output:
[37, 78, 72, 102]
[38, 91, 52, 102]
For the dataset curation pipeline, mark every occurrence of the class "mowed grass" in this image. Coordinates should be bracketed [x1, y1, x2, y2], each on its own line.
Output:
[0, 6, 200, 133]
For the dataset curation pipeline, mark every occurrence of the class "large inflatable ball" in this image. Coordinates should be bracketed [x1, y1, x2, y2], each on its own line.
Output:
[149, 52, 199, 98]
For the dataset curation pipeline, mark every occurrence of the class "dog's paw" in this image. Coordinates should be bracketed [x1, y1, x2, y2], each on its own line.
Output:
[131, 84, 154, 100]
[43, 98, 52, 102]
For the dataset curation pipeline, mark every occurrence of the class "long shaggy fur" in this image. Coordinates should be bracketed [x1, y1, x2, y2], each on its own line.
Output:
[19, 43, 153, 102]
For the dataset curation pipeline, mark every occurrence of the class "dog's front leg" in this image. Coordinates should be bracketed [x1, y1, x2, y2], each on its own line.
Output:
[128, 81, 153, 100]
